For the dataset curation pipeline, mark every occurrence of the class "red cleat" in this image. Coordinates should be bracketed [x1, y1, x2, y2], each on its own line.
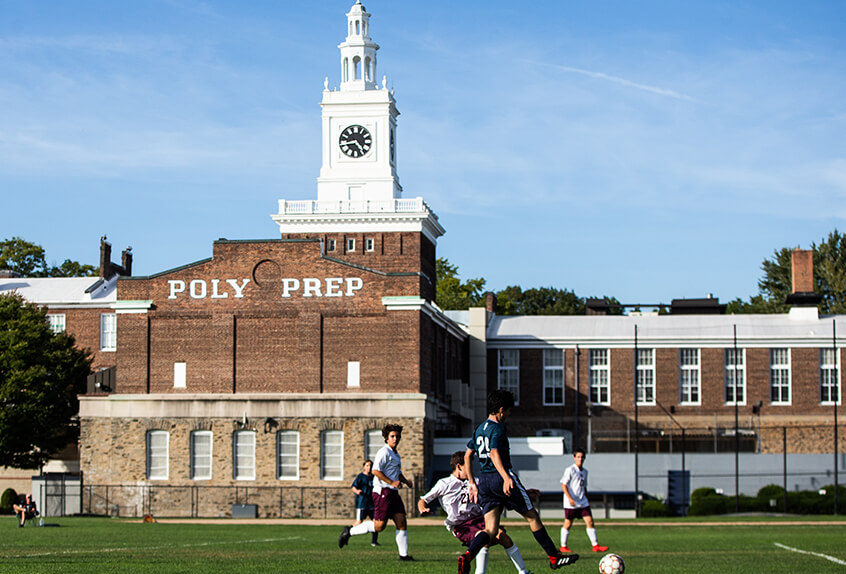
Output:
[559, 546, 572, 553]
[592, 545, 609, 552]
[550, 553, 579, 569]
[457, 552, 472, 574]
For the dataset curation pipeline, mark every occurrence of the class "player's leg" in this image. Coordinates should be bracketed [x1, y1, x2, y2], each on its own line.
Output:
[560, 516, 573, 551]
[511, 476, 579, 570]
[392, 511, 413, 560]
[458, 507, 499, 574]
[353, 507, 363, 526]
[583, 511, 607, 552]
[495, 530, 530, 574]
[366, 507, 379, 545]
[340, 494, 381, 547]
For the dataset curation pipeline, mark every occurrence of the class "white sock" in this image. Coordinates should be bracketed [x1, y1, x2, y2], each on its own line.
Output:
[587, 527, 599, 546]
[560, 527, 570, 547]
[396, 529, 409, 556]
[505, 544, 528, 574]
[474, 546, 489, 574]
[350, 521, 374, 536]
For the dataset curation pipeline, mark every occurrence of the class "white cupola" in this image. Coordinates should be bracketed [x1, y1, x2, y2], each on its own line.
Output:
[339, 1, 379, 91]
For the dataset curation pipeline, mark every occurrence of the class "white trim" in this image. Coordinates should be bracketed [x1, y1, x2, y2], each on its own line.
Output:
[382, 296, 469, 341]
[277, 430, 300, 481]
[588, 348, 610, 406]
[820, 348, 842, 406]
[190, 430, 213, 481]
[113, 300, 154, 314]
[497, 349, 520, 405]
[233, 430, 256, 481]
[770, 348, 792, 406]
[679, 348, 701, 406]
[47, 313, 66, 334]
[636, 348, 656, 406]
[146, 430, 169, 480]
[100, 313, 117, 351]
[321, 430, 344, 481]
[542, 348, 564, 406]
[724, 348, 747, 406]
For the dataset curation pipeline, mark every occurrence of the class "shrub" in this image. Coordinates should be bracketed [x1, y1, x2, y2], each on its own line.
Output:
[640, 500, 669, 517]
[757, 484, 786, 499]
[0, 488, 18, 514]
[691, 487, 717, 502]
[689, 494, 728, 516]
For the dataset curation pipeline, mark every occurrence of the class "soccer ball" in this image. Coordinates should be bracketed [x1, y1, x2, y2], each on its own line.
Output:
[598, 553, 625, 574]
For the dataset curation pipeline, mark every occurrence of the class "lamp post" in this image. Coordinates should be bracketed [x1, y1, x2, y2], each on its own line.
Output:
[833, 319, 839, 516]
[658, 401, 687, 515]
[733, 324, 740, 513]
[633, 325, 639, 518]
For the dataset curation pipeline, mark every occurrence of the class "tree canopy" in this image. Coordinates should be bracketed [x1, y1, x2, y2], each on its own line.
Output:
[436, 257, 486, 310]
[0, 237, 97, 278]
[0, 293, 91, 468]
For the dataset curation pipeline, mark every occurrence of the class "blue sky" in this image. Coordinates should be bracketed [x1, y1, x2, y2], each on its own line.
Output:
[1, 1, 844, 304]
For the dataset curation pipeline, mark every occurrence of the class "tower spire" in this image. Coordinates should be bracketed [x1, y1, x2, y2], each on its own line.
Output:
[339, 1, 379, 91]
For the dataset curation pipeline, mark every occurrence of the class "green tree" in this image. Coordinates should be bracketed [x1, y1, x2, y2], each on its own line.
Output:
[0, 293, 91, 468]
[0, 237, 97, 278]
[435, 257, 486, 310]
[496, 287, 623, 316]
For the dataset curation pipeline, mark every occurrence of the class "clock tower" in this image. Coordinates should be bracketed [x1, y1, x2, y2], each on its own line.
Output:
[271, 1, 444, 247]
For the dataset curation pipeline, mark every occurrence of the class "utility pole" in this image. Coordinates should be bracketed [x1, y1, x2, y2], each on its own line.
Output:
[734, 324, 740, 513]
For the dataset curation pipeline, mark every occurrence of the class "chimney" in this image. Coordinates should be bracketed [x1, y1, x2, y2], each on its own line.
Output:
[485, 292, 497, 313]
[121, 247, 133, 276]
[99, 236, 112, 279]
[786, 248, 821, 318]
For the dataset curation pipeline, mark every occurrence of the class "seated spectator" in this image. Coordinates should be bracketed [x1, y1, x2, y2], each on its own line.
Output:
[12, 494, 38, 527]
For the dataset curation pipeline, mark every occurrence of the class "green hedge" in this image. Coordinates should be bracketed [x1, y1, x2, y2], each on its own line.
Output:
[640, 500, 669, 517]
[687, 483, 845, 515]
[0, 489, 18, 514]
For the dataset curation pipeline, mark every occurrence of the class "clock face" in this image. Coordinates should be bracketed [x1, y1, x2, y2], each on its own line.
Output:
[339, 125, 372, 158]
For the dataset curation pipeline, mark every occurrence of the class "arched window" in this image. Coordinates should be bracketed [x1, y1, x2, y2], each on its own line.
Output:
[355, 20, 360, 35]
[343, 58, 349, 82]
[364, 57, 371, 81]
[349, 21, 353, 36]
[353, 56, 361, 80]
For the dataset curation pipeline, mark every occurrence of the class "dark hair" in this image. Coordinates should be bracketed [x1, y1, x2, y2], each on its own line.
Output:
[449, 451, 465, 471]
[382, 424, 403, 440]
[574, 448, 585, 457]
[487, 389, 515, 414]
[363, 459, 373, 466]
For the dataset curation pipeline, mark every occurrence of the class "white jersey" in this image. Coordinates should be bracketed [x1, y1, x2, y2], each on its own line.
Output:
[560, 463, 589, 509]
[420, 475, 482, 529]
[372, 445, 402, 493]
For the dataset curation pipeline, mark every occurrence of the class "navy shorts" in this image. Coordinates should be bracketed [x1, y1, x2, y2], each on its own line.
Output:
[477, 470, 534, 515]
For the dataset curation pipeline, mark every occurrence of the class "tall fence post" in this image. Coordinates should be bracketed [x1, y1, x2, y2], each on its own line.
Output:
[782, 426, 788, 513]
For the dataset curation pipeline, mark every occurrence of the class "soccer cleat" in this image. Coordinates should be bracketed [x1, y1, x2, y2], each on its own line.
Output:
[338, 526, 351, 548]
[398, 555, 415, 561]
[549, 553, 579, 569]
[457, 552, 472, 574]
[371, 541, 381, 547]
[559, 546, 572, 553]
[592, 545, 609, 552]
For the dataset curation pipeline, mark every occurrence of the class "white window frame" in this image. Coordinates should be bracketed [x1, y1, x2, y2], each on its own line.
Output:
[277, 430, 300, 481]
[365, 429, 382, 462]
[190, 431, 212, 480]
[820, 348, 842, 405]
[542, 349, 564, 406]
[497, 349, 520, 405]
[174, 362, 187, 389]
[588, 349, 610, 406]
[233, 430, 256, 480]
[724, 348, 746, 406]
[47, 314, 66, 334]
[679, 348, 701, 405]
[100, 313, 117, 351]
[365, 238, 374, 252]
[770, 348, 791, 405]
[146, 430, 169, 480]
[346, 238, 356, 252]
[636, 348, 656, 405]
[321, 430, 344, 481]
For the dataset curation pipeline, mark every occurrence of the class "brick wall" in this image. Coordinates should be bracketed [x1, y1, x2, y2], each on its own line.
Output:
[47, 308, 116, 370]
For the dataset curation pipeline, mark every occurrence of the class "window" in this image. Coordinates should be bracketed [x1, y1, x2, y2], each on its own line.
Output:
[588, 349, 610, 405]
[347, 361, 360, 387]
[725, 348, 745, 405]
[365, 429, 382, 462]
[47, 314, 66, 334]
[353, 56, 361, 80]
[321, 430, 344, 480]
[146, 430, 168, 480]
[497, 349, 520, 405]
[190, 431, 212, 480]
[174, 362, 186, 389]
[277, 430, 299, 480]
[343, 58, 349, 82]
[679, 349, 700, 405]
[365, 238, 374, 252]
[233, 431, 255, 480]
[821, 348, 841, 405]
[636, 348, 655, 405]
[542, 349, 564, 405]
[100, 313, 116, 351]
[770, 348, 791, 404]
[347, 238, 356, 252]
[364, 57, 371, 81]
[327, 239, 336, 252]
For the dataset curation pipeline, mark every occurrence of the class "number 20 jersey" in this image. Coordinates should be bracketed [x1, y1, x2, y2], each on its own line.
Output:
[467, 418, 512, 473]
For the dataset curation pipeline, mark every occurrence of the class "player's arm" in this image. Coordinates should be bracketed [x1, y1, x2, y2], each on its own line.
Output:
[398, 472, 413, 488]
[464, 448, 479, 502]
[561, 482, 576, 506]
[373, 469, 400, 488]
[490, 448, 514, 495]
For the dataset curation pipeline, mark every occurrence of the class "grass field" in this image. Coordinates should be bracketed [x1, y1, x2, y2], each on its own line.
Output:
[1, 517, 844, 573]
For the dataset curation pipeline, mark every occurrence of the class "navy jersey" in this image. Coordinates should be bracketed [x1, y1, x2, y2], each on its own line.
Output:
[351, 472, 374, 509]
[467, 418, 511, 473]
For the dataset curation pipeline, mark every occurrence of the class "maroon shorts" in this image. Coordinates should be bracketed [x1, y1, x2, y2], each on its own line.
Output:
[372, 489, 406, 522]
[564, 506, 592, 520]
[451, 515, 506, 547]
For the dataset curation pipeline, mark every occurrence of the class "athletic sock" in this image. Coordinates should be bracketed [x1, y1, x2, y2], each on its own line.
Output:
[505, 544, 528, 574]
[349, 520, 374, 536]
[395, 529, 409, 556]
[371, 530, 379, 544]
[531, 527, 559, 557]
[474, 546, 489, 574]
[586, 527, 599, 546]
[465, 532, 491, 560]
[560, 526, 570, 547]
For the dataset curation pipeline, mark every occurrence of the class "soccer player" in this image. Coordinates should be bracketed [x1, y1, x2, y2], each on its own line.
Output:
[560, 449, 608, 553]
[461, 390, 579, 573]
[338, 424, 414, 561]
[351, 459, 379, 547]
[418, 451, 532, 574]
